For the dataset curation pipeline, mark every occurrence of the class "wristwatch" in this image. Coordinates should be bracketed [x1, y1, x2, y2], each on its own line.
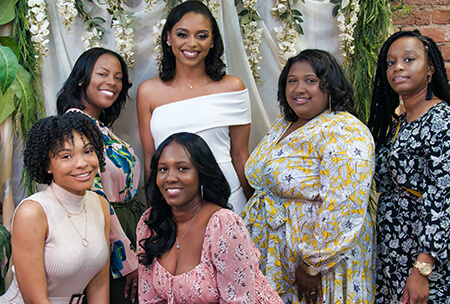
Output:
[413, 261, 434, 277]
[299, 259, 319, 276]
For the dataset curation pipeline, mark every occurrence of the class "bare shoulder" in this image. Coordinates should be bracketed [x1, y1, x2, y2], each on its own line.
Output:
[13, 200, 47, 232]
[137, 77, 174, 111]
[217, 75, 245, 93]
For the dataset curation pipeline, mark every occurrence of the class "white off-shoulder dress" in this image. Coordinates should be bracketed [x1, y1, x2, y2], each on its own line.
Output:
[151, 89, 251, 214]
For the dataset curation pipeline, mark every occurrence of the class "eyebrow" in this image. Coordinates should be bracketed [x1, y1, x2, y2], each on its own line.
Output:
[95, 67, 123, 74]
[175, 28, 210, 34]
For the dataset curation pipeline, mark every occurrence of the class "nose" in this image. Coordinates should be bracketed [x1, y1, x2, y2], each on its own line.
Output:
[393, 61, 404, 72]
[74, 154, 89, 168]
[105, 74, 116, 86]
[294, 81, 306, 94]
[165, 168, 178, 182]
[186, 35, 197, 48]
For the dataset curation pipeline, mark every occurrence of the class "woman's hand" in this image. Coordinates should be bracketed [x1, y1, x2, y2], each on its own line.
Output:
[400, 268, 429, 304]
[124, 269, 139, 302]
[294, 263, 322, 304]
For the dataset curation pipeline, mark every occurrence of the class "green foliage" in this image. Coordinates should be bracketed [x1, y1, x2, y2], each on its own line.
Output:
[74, 0, 106, 39]
[0, 225, 11, 295]
[0, 0, 18, 25]
[0, 46, 18, 96]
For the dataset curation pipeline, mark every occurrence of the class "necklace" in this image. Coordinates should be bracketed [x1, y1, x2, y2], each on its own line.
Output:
[176, 204, 202, 249]
[179, 76, 207, 90]
[51, 185, 89, 248]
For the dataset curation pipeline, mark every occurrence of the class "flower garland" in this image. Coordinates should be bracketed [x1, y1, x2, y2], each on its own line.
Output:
[334, 0, 360, 65]
[237, 0, 263, 84]
[106, 0, 135, 69]
[271, 0, 303, 66]
[152, 19, 166, 66]
[26, 0, 50, 71]
[56, 0, 77, 32]
[73, 0, 105, 50]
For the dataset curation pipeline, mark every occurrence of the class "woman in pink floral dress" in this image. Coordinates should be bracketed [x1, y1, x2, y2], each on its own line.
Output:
[136, 132, 282, 303]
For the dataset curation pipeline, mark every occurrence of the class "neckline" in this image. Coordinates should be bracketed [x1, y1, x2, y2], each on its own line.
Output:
[50, 182, 86, 213]
[154, 208, 226, 277]
[152, 89, 248, 115]
[276, 109, 332, 145]
[400, 100, 443, 125]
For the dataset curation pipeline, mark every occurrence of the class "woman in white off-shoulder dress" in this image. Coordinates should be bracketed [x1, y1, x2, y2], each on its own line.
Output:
[137, 1, 252, 213]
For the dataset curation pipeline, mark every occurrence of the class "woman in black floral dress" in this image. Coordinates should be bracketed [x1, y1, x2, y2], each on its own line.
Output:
[368, 30, 450, 303]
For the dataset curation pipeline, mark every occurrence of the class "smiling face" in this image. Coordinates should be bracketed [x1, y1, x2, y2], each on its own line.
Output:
[47, 131, 99, 196]
[285, 60, 329, 124]
[81, 53, 123, 120]
[167, 11, 214, 69]
[156, 142, 201, 210]
[386, 36, 434, 98]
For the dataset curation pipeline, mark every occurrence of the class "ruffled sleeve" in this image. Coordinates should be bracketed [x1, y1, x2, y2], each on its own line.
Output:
[207, 210, 258, 303]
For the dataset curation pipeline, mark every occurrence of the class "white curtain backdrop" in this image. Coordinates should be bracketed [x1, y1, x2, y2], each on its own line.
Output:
[12, 0, 340, 203]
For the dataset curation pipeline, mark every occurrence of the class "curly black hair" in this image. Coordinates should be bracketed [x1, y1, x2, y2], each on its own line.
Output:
[24, 111, 105, 185]
[56, 47, 132, 127]
[278, 49, 356, 122]
[368, 30, 450, 147]
[159, 0, 226, 82]
[139, 132, 230, 266]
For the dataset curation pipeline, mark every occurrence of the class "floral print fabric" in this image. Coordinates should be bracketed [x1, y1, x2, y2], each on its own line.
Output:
[375, 101, 450, 303]
[243, 110, 376, 303]
[136, 209, 283, 304]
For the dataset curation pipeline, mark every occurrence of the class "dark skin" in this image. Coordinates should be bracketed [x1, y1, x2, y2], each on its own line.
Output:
[294, 263, 323, 304]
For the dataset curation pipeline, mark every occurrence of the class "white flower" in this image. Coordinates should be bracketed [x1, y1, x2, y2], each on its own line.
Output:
[27, 0, 50, 70]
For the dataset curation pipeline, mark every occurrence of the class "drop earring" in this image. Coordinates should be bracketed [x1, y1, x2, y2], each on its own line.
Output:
[328, 95, 332, 111]
[200, 184, 204, 201]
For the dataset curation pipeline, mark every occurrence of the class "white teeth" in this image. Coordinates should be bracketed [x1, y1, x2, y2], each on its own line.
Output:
[100, 90, 114, 97]
[183, 51, 198, 57]
[75, 172, 89, 178]
[167, 188, 181, 195]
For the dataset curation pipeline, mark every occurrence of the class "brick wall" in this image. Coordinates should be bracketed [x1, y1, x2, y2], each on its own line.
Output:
[392, 0, 450, 77]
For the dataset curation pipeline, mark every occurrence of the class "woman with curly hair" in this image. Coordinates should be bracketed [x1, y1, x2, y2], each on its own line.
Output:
[243, 49, 376, 303]
[57, 47, 145, 303]
[136, 132, 282, 303]
[136, 0, 252, 214]
[0, 111, 110, 303]
[368, 30, 450, 303]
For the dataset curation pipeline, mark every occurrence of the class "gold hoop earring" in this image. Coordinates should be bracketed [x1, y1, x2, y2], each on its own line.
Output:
[329, 95, 332, 111]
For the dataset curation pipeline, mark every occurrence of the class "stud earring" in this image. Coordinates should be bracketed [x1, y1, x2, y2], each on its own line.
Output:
[166, 41, 171, 47]
[428, 75, 432, 83]
[210, 44, 214, 49]
[78, 82, 83, 86]
[47, 170, 51, 174]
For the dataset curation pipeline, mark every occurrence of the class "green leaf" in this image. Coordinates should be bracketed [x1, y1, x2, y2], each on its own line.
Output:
[252, 14, 263, 21]
[293, 0, 299, 5]
[0, 88, 16, 125]
[294, 22, 304, 35]
[292, 9, 303, 16]
[0, 46, 19, 95]
[0, 0, 18, 25]
[0, 36, 20, 59]
[9, 65, 34, 129]
[330, 0, 340, 4]
[332, 5, 340, 17]
[235, 0, 242, 5]
[238, 9, 249, 16]
[280, 12, 289, 19]
[0, 224, 11, 286]
[294, 16, 304, 23]
[92, 17, 106, 23]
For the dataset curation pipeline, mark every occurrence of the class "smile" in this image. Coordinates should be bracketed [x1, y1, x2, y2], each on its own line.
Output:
[182, 50, 199, 58]
[166, 188, 182, 195]
[393, 76, 408, 83]
[100, 89, 115, 97]
[293, 97, 310, 104]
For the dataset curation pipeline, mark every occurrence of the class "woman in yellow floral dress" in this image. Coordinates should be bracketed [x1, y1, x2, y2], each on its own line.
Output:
[243, 49, 376, 304]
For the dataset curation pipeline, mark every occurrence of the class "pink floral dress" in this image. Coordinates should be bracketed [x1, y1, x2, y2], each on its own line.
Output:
[137, 209, 282, 303]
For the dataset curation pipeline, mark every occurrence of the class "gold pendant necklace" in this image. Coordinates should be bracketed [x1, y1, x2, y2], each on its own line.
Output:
[176, 204, 202, 249]
[51, 185, 89, 248]
[180, 76, 207, 90]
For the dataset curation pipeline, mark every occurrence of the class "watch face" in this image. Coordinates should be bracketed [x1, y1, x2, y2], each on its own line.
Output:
[421, 264, 433, 276]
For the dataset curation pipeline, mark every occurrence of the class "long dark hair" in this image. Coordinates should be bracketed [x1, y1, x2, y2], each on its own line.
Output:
[139, 132, 230, 265]
[278, 49, 356, 122]
[56, 47, 132, 127]
[159, 0, 226, 82]
[24, 111, 104, 185]
[368, 30, 450, 147]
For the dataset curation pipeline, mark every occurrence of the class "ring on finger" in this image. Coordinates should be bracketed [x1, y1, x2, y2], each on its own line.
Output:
[132, 282, 138, 286]
[310, 291, 316, 296]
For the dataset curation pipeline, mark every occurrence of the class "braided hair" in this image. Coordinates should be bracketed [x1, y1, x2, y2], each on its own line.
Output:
[368, 30, 450, 147]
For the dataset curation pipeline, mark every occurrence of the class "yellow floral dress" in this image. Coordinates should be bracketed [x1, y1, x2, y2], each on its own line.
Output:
[243, 110, 376, 303]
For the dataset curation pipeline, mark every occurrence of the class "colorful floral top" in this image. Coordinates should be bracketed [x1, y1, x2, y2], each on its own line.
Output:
[77, 109, 140, 278]
[136, 208, 283, 304]
[374, 101, 450, 302]
[243, 110, 376, 303]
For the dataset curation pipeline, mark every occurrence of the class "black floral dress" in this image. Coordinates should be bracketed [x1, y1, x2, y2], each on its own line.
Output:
[374, 101, 450, 303]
